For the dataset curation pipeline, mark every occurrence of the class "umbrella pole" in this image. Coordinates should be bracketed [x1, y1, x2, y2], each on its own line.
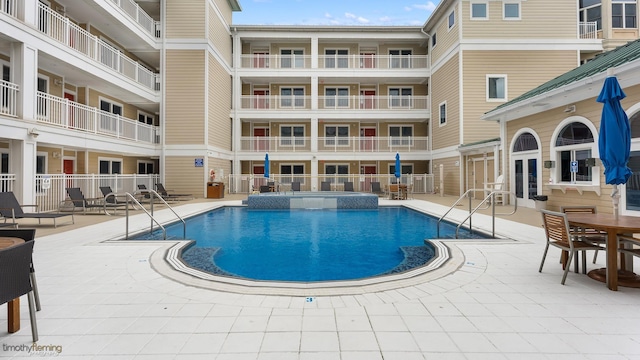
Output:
[612, 184, 620, 220]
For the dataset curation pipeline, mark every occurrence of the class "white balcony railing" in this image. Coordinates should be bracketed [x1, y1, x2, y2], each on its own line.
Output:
[0, 0, 19, 17]
[36, 91, 160, 144]
[109, 0, 160, 38]
[579, 21, 598, 39]
[239, 54, 428, 69]
[240, 96, 311, 110]
[239, 136, 429, 152]
[240, 95, 429, 111]
[38, 3, 160, 91]
[0, 80, 19, 117]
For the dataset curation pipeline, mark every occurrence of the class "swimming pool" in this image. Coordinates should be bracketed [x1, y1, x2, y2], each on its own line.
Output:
[138, 206, 489, 282]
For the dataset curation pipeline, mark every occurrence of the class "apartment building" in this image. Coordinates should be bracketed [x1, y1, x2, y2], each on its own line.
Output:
[1, 0, 638, 211]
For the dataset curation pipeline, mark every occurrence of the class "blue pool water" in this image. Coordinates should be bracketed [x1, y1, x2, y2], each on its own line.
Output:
[140, 207, 488, 282]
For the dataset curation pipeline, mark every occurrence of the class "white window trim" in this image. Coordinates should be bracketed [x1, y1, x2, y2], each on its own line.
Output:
[486, 74, 508, 102]
[279, 124, 306, 147]
[280, 48, 305, 68]
[137, 160, 154, 174]
[98, 97, 124, 114]
[448, 10, 455, 30]
[431, 33, 437, 48]
[470, 1, 489, 20]
[439, 101, 447, 127]
[324, 125, 350, 147]
[503, 2, 521, 20]
[36, 151, 48, 173]
[280, 163, 306, 184]
[98, 157, 124, 174]
[137, 110, 154, 125]
[549, 116, 600, 186]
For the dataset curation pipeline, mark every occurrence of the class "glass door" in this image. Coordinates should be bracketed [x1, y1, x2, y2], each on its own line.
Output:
[513, 156, 538, 208]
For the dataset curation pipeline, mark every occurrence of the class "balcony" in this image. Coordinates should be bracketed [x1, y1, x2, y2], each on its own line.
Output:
[240, 95, 429, 111]
[0, 80, 19, 117]
[36, 92, 160, 145]
[579, 21, 598, 39]
[38, 3, 160, 91]
[239, 136, 429, 153]
[239, 54, 428, 69]
[108, 0, 161, 38]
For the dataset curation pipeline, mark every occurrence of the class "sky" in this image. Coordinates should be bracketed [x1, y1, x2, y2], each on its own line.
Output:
[232, 0, 442, 26]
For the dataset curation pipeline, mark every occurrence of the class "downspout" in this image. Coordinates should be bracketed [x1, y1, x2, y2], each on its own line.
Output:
[420, 27, 432, 177]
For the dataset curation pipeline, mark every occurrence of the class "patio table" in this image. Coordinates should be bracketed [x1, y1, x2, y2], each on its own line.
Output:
[0, 237, 25, 333]
[567, 213, 640, 291]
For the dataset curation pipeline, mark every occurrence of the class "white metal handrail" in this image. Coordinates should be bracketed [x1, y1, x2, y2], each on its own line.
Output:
[239, 54, 429, 69]
[239, 95, 429, 110]
[38, 3, 159, 91]
[579, 21, 598, 39]
[36, 92, 159, 144]
[0, 80, 19, 117]
[239, 136, 429, 152]
[109, 0, 159, 38]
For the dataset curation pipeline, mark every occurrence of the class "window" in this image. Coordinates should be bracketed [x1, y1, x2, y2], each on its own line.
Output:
[36, 76, 48, 118]
[99, 98, 123, 133]
[390, 164, 413, 178]
[280, 164, 304, 184]
[504, 2, 520, 19]
[487, 75, 507, 101]
[439, 102, 447, 125]
[513, 132, 538, 152]
[325, 126, 349, 146]
[612, 0, 636, 28]
[280, 87, 304, 108]
[280, 49, 304, 68]
[389, 125, 413, 146]
[99, 158, 122, 174]
[280, 125, 305, 147]
[431, 33, 437, 48]
[325, 164, 349, 184]
[580, 0, 602, 30]
[553, 122, 595, 183]
[389, 49, 412, 68]
[138, 111, 154, 125]
[325, 88, 349, 108]
[471, 2, 488, 19]
[448, 10, 455, 29]
[138, 161, 154, 174]
[35, 153, 46, 193]
[389, 88, 412, 108]
[325, 49, 348, 68]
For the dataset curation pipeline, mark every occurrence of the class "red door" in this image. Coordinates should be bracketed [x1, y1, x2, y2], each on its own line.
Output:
[253, 165, 265, 191]
[253, 89, 269, 109]
[254, 128, 269, 151]
[63, 159, 74, 189]
[360, 52, 376, 68]
[64, 92, 75, 128]
[361, 165, 377, 191]
[253, 52, 269, 68]
[360, 90, 376, 109]
[360, 128, 376, 151]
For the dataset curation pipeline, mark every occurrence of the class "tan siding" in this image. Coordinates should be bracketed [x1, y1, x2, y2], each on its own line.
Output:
[208, 54, 232, 149]
[166, 0, 206, 39]
[85, 89, 148, 121]
[165, 156, 206, 197]
[213, 0, 233, 25]
[462, 50, 578, 144]
[434, 156, 461, 196]
[208, 3, 232, 64]
[461, 0, 576, 39]
[431, 4, 459, 64]
[431, 54, 460, 149]
[165, 50, 206, 144]
[208, 158, 232, 194]
[38, 69, 63, 97]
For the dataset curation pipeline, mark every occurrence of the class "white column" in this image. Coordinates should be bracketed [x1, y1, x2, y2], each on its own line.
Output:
[232, 30, 242, 183]
[12, 43, 38, 122]
[311, 36, 318, 69]
[23, 0, 38, 27]
[10, 139, 37, 204]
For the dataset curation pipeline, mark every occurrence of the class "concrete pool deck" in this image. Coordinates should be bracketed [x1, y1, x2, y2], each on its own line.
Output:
[1, 193, 639, 359]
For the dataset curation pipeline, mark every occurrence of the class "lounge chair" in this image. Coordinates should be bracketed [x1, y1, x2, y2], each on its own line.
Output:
[291, 181, 301, 193]
[343, 181, 354, 191]
[100, 186, 130, 206]
[0, 192, 74, 227]
[155, 183, 193, 200]
[371, 181, 384, 196]
[64, 187, 126, 215]
[321, 181, 331, 191]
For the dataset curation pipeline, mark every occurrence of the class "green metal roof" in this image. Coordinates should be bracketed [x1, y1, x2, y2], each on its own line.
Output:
[490, 38, 640, 112]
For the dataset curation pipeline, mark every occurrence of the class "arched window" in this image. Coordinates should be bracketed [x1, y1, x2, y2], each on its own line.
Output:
[513, 132, 538, 152]
[554, 122, 595, 183]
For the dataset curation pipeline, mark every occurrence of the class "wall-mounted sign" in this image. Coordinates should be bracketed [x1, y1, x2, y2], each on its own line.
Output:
[194, 158, 204, 167]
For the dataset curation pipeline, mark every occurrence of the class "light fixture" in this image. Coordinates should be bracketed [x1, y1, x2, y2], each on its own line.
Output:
[28, 128, 40, 138]
[52, 152, 61, 159]
[53, 79, 63, 86]
[564, 104, 576, 113]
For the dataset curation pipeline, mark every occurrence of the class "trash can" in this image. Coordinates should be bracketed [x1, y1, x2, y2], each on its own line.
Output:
[533, 195, 548, 211]
[207, 182, 225, 199]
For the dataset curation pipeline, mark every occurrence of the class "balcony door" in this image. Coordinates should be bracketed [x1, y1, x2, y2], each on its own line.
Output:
[360, 52, 376, 68]
[360, 128, 376, 151]
[64, 92, 75, 128]
[253, 127, 269, 151]
[360, 90, 376, 109]
[360, 165, 377, 191]
[253, 52, 269, 68]
[253, 165, 264, 191]
[253, 89, 269, 109]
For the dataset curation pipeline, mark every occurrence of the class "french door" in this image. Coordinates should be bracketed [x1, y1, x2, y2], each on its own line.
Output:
[513, 154, 538, 208]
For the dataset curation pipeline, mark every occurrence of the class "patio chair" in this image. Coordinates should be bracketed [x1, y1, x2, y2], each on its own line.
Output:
[100, 186, 131, 206]
[343, 182, 354, 192]
[64, 187, 126, 215]
[291, 181, 301, 193]
[539, 209, 605, 285]
[561, 206, 606, 263]
[484, 174, 505, 205]
[259, 185, 271, 193]
[321, 181, 331, 191]
[371, 181, 384, 196]
[0, 241, 38, 342]
[0, 192, 74, 227]
[155, 183, 193, 200]
[618, 234, 640, 259]
[0, 229, 40, 311]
